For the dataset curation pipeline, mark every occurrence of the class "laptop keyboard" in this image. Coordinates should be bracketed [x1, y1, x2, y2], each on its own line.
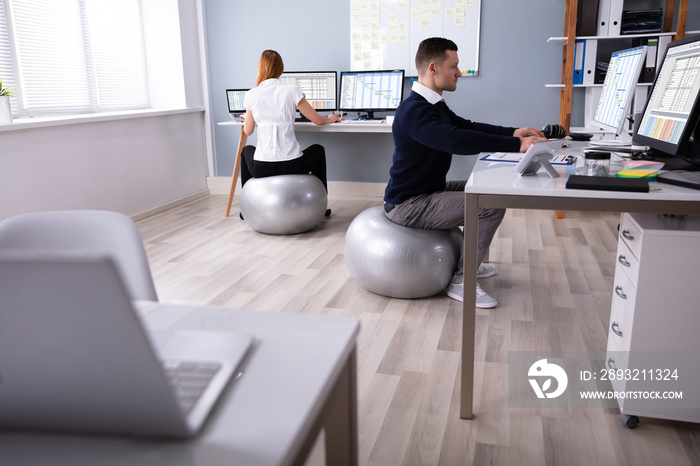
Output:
[162, 360, 222, 415]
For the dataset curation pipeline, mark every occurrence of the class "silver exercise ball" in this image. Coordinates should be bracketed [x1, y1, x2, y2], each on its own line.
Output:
[240, 174, 328, 235]
[344, 206, 462, 299]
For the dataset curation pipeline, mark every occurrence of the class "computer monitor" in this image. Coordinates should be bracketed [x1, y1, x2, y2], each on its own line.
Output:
[339, 69, 405, 119]
[279, 71, 337, 111]
[633, 34, 700, 170]
[590, 45, 647, 145]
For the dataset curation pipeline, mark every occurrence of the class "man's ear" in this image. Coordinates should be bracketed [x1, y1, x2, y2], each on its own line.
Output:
[427, 61, 437, 75]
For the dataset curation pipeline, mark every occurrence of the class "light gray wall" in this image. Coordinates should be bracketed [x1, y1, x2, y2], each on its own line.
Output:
[203, 0, 699, 184]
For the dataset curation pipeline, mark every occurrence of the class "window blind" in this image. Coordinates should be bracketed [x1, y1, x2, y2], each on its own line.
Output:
[2, 0, 148, 117]
[0, 0, 17, 112]
[84, 0, 148, 110]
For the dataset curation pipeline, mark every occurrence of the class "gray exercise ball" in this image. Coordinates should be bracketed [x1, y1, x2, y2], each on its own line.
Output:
[344, 206, 462, 299]
[240, 174, 327, 235]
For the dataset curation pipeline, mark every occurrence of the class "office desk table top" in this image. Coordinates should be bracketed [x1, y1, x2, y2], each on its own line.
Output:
[1, 303, 360, 466]
[459, 156, 700, 420]
[466, 159, 700, 203]
[218, 119, 393, 133]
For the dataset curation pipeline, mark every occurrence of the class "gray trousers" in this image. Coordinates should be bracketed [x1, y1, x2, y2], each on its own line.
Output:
[385, 180, 506, 283]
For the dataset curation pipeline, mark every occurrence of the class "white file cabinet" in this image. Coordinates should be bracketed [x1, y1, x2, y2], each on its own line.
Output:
[607, 212, 700, 428]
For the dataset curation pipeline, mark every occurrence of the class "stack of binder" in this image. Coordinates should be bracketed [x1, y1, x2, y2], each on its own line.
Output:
[573, 39, 598, 86]
[576, 0, 599, 36]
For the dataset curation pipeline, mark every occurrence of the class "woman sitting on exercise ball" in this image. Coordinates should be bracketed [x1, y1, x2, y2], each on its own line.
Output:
[241, 49, 339, 218]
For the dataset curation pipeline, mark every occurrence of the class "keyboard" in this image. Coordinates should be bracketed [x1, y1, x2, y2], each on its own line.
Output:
[340, 119, 386, 124]
[162, 360, 222, 415]
[657, 171, 700, 191]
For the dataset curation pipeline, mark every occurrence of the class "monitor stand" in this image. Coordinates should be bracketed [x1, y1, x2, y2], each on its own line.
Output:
[588, 130, 633, 147]
[357, 111, 384, 121]
[536, 155, 560, 179]
[520, 154, 560, 178]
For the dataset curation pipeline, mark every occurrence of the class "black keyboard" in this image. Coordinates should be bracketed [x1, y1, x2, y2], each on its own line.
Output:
[657, 171, 700, 191]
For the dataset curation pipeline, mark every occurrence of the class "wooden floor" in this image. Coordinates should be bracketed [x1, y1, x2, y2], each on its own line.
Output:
[136, 194, 700, 466]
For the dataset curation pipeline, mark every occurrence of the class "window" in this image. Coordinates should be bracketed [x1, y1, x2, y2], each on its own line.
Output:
[0, 0, 148, 118]
[0, 2, 14, 103]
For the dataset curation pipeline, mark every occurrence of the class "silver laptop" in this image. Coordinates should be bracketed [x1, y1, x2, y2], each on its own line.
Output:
[0, 251, 254, 438]
[226, 89, 247, 121]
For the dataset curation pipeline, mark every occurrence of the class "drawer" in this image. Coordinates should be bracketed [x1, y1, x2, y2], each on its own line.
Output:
[619, 213, 643, 260]
[607, 268, 636, 353]
[604, 349, 629, 409]
[614, 237, 640, 286]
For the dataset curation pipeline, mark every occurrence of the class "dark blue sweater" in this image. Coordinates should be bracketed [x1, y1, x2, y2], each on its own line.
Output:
[384, 91, 521, 205]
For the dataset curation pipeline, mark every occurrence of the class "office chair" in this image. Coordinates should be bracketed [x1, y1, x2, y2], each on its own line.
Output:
[0, 210, 158, 301]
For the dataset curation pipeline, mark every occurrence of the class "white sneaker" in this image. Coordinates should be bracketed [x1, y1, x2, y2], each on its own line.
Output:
[446, 282, 498, 309]
[475, 283, 497, 308]
[477, 264, 496, 278]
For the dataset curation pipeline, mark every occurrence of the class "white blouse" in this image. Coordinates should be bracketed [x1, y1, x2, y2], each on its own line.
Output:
[244, 79, 303, 162]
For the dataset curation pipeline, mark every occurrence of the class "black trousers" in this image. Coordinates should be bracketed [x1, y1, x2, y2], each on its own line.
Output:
[240, 144, 328, 192]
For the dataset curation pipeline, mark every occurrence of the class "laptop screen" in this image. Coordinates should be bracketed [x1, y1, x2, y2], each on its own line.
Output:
[226, 89, 247, 114]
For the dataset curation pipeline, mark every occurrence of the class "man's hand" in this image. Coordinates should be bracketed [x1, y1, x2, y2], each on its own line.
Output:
[513, 127, 545, 138]
[519, 135, 548, 152]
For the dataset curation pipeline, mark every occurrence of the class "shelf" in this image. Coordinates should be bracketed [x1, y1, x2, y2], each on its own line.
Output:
[548, 29, 700, 43]
[545, 83, 652, 88]
[554, 0, 690, 134]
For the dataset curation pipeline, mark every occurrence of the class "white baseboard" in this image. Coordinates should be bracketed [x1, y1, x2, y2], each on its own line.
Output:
[206, 176, 385, 201]
[206, 176, 238, 196]
[131, 190, 210, 221]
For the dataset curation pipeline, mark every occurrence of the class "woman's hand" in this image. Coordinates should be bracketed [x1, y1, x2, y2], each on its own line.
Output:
[298, 97, 337, 125]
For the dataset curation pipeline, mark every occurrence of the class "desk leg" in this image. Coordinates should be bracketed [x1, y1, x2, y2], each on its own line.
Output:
[224, 127, 248, 217]
[323, 348, 358, 466]
[460, 194, 478, 419]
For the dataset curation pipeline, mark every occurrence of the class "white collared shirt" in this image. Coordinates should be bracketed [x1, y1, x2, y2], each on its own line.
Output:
[244, 79, 303, 162]
[411, 81, 444, 105]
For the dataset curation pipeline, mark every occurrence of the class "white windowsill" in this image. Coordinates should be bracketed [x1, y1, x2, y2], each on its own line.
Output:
[0, 107, 205, 133]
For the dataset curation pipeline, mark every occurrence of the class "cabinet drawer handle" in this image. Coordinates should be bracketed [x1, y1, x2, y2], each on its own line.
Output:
[607, 357, 617, 370]
[611, 321, 623, 338]
[621, 229, 635, 241]
[618, 255, 631, 267]
[615, 286, 627, 300]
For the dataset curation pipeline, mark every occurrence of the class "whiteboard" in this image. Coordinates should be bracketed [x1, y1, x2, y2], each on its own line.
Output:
[349, 0, 481, 77]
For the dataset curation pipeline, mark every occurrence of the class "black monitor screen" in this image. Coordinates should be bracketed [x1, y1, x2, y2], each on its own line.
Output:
[279, 71, 337, 111]
[339, 70, 405, 118]
[633, 34, 700, 165]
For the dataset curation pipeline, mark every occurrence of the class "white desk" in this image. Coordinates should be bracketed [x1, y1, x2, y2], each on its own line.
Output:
[217, 120, 392, 216]
[218, 120, 392, 134]
[460, 156, 700, 419]
[1, 303, 360, 466]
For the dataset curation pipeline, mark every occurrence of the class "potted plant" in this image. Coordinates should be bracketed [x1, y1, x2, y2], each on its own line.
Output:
[0, 77, 13, 124]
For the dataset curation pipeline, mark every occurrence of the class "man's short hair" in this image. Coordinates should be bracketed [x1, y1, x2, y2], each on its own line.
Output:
[415, 37, 458, 74]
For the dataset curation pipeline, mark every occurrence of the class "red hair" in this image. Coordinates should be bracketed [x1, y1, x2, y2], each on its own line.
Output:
[256, 50, 284, 86]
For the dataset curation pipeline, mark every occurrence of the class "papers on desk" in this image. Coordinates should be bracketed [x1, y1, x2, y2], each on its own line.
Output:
[481, 152, 576, 165]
